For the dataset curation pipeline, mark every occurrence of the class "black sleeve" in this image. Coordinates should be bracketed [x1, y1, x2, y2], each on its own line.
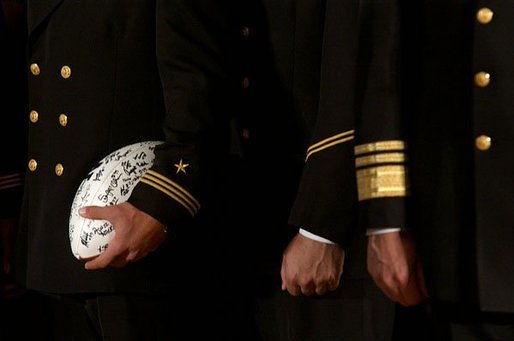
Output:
[288, 0, 360, 247]
[353, 0, 408, 232]
[128, 0, 235, 228]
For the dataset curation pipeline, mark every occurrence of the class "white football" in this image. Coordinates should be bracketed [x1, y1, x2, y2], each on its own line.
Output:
[69, 140, 164, 259]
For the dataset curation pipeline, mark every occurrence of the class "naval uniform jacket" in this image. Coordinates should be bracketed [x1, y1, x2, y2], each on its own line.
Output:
[17, 0, 331, 294]
[18, 0, 251, 294]
[408, 0, 514, 313]
[21, 0, 168, 294]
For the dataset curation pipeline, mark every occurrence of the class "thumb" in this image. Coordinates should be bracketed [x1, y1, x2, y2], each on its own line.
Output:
[79, 205, 111, 220]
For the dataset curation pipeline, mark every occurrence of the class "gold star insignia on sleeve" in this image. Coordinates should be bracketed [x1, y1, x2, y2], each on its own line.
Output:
[174, 159, 189, 174]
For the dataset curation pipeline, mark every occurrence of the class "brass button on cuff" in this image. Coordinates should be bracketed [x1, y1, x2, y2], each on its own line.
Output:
[474, 71, 490, 87]
[55, 163, 64, 176]
[61, 65, 72, 79]
[475, 135, 491, 151]
[28, 159, 38, 171]
[30, 110, 39, 123]
[476, 8, 493, 24]
[30, 63, 40, 76]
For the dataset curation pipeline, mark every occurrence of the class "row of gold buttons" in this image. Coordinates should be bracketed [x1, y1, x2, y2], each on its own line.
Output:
[474, 8, 492, 88]
[474, 7, 493, 152]
[27, 159, 64, 176]
[29, 110, 68, 126]
[30, 63, 71, 79]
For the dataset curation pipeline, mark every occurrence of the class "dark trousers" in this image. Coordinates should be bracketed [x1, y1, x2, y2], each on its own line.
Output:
[47, 290, 246, 341]
[253, 278, 395, 341]
[48, 293, 175, 341]
[430, 301, 514, 341]
[0, 289, 54, 341]
[393, 300, 514, 341]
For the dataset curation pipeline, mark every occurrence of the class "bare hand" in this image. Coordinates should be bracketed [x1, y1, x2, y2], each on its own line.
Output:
[79, 202, 167, 270]
[281, 233, 344, 296]
[367, 231, 428, 306]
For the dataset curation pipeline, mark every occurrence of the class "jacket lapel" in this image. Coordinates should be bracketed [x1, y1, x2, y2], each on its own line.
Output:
[28, 0, 64, 34]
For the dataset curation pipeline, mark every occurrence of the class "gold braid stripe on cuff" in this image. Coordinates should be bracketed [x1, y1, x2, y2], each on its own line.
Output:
[356, 165, 407, 201]
[354, 140, 405, 156]
[355, 152, 406, 168]
[140, 170, 200, 216]
[305, 129, 355, 162]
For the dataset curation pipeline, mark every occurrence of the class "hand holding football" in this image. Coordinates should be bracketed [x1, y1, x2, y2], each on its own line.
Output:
[69, 141, 163, 260]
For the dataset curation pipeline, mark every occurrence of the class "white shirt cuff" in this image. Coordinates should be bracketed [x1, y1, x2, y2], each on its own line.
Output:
[366, 227, 403, 236]
[299, 228, 336, 244]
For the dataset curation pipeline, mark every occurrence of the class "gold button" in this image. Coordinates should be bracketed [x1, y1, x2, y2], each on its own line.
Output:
[61, 65, 72, 79]
[28, 159, 38, 171]
[55, 163, 64, 176]
[242, 77, 250, 89]
[30, 63, 40, 76]
[241, 128, 250, 140]
[59, 114, 68, 127]
[476, 7, 493, 24]
[30, 110, 39, 123]
[240, 26, 251, 38]
[474, 71, 490, 87]
[475, 135, 491, 151]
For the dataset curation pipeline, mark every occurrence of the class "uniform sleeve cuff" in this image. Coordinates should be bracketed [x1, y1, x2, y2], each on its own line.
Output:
[299, 228, 336, 244]
[366, 227, 404, 236]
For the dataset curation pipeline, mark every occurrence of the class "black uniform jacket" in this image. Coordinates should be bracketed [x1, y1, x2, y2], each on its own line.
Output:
[19, 0, 171, 294]
[16, 0, 341, 294]
[408, 0, 514, 313]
